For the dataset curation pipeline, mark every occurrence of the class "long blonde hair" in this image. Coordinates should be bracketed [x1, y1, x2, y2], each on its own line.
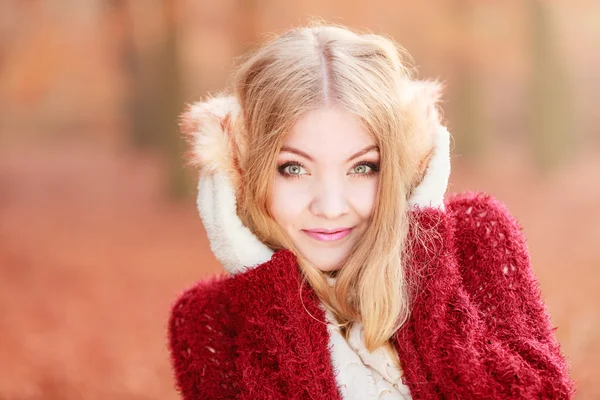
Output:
[232, 22, 441, 353]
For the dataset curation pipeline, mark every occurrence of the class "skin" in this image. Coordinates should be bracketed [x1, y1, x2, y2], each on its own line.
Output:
[269, 106, 380, 272]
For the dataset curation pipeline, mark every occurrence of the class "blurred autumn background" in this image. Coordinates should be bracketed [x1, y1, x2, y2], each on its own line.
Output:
[0, 1, 599, 399]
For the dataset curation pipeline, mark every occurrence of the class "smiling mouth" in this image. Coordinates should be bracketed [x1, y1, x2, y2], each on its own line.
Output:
[302, 228, 353, 242]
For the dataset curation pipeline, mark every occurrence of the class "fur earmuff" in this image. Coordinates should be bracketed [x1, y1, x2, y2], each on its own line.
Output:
[179, 94, 276, 273]
[180, 80, 446, 193]
[179, 94, 245, 191]
[398, 79, 451, 209]
[178, 82, 450, 273]
[399, 79, 446, 187]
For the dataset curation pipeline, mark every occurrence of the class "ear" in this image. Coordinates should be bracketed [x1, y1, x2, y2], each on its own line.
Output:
[179, 94, 245, 190]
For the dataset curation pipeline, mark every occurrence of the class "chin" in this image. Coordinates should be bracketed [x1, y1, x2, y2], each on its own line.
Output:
[303, 252, 348, 272]
[291, 234, 358, 272]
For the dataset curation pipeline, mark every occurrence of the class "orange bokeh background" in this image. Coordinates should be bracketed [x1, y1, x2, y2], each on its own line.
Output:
[1, 1, 599, 398]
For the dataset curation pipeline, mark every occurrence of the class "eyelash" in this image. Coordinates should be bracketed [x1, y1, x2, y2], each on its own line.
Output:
[277, 161, 380, 180]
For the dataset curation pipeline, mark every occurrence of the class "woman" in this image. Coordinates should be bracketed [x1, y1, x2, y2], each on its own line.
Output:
[168, 23, 573, 399]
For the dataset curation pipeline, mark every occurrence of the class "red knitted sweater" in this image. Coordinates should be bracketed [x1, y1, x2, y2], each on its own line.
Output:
[168, 192, 574, 399]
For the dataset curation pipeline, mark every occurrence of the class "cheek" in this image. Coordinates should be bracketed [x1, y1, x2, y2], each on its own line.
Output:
[348, 179, 378, 219]
[268, 177, 310, 227]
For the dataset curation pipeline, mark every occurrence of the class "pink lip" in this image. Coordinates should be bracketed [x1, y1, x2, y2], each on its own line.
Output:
[302, 228, 353, 242]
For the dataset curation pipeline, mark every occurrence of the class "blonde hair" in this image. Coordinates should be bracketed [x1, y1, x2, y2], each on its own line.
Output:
[227, 22, 441, 354]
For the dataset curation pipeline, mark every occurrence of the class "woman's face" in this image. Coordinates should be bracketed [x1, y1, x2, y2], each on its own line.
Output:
[269, 106, 379, 272]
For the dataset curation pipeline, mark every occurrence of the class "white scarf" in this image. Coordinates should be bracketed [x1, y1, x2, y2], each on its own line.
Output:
[324, 277, 412, 400]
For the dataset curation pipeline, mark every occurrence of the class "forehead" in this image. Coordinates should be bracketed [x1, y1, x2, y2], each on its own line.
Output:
[283, 107, 376, 159]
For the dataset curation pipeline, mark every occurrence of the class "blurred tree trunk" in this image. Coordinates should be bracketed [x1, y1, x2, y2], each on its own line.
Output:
[453, 64, 485, 158]
[115, 0, 160, 148]
[157, 0, 188, 199]
[113, 0, 188, 199]
[449, 0, 486, 159]
[529, 0, 574, 171]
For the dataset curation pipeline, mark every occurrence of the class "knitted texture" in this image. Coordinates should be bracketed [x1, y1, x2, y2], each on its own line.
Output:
[168, 193, 574, 399]
[169, 250, 342, 399]
[395, 192, 574, 399]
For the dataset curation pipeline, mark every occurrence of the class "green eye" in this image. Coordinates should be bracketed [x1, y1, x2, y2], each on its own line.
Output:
[351, 164, 372, 174]
[349, 162, 379, 177]
[285, 165, 304, 175]
[353, 165, 370, 174]
[278, 162, 308, 178]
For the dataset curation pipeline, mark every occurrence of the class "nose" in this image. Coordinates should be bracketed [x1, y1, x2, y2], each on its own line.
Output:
[309, 177, 350, 219]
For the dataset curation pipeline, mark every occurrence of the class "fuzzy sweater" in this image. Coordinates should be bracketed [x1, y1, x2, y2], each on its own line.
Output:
[168, 192, 574, 399]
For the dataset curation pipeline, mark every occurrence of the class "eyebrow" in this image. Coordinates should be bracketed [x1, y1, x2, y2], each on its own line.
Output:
[279, 144, 379, 162]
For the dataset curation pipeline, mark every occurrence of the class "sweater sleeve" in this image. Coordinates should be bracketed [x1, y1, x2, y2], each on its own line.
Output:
[168, 276, 240, 399]
[404, 192, 574, 399]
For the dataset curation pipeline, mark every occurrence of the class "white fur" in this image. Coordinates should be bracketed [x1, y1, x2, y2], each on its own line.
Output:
[183, 95, 241, 177]
[197, 171, 274, 274]
[407, 125, 451, 211]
